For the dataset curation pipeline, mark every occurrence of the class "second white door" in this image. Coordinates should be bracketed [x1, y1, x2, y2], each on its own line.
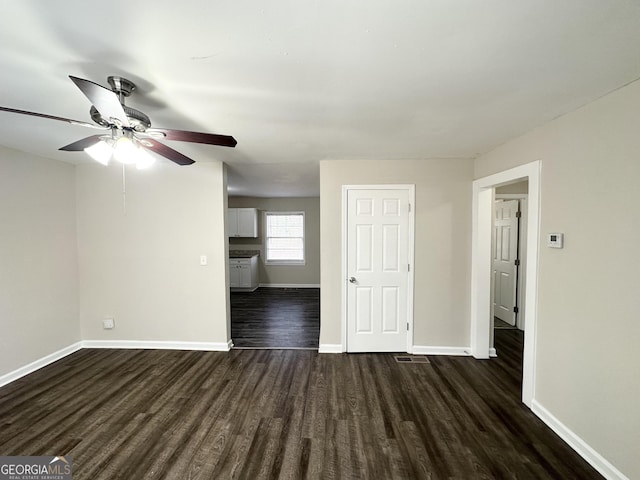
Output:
[347, 188, 411, 352]
[493, 199, 519, 325]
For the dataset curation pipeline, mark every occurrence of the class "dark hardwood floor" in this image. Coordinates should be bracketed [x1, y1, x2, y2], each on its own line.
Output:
[0, 330, 602, 479]
[231, 288, 320, 349]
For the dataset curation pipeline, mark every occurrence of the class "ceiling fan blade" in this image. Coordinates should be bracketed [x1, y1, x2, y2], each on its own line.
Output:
[69, 76, 130, 127]
[147, 128, 237, 147]
[0, 106, 106, 129]
[143, 139, 195, 166]
[59, 135, 104, 151]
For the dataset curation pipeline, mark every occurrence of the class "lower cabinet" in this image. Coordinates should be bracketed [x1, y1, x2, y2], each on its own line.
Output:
[229, 256, 259, 291]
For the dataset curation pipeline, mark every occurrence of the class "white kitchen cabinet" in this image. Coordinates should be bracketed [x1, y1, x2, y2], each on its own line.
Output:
[229, 256, 259, 291]
[228, 208, 258, 238]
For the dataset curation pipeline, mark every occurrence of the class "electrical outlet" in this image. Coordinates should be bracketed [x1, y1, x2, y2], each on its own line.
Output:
[103, 318, 115, 329]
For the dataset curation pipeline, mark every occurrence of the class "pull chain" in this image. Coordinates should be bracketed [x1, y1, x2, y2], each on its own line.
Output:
[122, 163, 127, 215]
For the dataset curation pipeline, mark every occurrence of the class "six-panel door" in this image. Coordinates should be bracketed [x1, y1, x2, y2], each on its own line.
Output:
[493, 199, 519, 325]
[347, 189, 410, 352]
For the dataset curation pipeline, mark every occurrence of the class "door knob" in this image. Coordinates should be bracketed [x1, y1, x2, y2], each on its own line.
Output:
[349, 277, 357, 283]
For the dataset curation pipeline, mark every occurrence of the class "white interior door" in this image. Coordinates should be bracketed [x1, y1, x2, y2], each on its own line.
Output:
[493, 199, 519, 325]
[347, 188, 410, 352]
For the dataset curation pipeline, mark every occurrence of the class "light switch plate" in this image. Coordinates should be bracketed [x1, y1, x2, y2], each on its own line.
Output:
[200, 255, 208, 266]
[103, 318, 115, 329]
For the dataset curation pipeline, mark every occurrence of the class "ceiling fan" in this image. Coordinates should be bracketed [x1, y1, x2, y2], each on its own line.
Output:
[0, 75, 237, 168]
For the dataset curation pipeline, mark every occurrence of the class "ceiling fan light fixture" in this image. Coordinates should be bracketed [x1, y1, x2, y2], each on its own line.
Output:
[2, 75, 236, 169]
[84, 140, 112, 166]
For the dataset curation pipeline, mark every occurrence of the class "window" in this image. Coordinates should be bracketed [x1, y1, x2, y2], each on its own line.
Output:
[265, 212, 305, 265]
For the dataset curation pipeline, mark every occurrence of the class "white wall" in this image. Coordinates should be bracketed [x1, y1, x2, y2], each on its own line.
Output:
[319, 158, 473, 349]
[76, 161, 230, 346]
[228, 196, 320, 286]
[0, 147, 79, 377]
[475, 79, 640, 478]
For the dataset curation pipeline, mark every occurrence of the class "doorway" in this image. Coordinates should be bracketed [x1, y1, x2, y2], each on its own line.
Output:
[494, 183, 529, 332]
[227, 197, 321, 350]
[492, 184, 529, 360]
[471, 161, 540, 408]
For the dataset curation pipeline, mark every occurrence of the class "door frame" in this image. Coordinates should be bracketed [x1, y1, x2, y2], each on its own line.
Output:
[341, 185, 416, 353]
[471, 161, 540, 407]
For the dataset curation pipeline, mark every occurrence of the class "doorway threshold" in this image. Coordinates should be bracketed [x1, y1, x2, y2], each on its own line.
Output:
[232, 346, 319, 351]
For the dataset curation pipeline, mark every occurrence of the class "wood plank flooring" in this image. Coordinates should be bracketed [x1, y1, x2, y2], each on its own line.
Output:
[231, 288, 320, 349]
[0, 330, 602, 479]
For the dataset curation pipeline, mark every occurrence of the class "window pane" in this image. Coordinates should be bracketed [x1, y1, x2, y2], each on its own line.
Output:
[266, 213, 304, 262]
[267, 238, 303, 249]
[268, 249, 304, 260]
[269, 227, 303, 237]
[267, 215, 302, 227]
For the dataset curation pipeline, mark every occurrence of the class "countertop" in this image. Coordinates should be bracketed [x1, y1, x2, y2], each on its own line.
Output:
[229, 250, 260, 258]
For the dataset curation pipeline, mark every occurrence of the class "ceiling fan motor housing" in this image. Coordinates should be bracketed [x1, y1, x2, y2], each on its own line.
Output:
[90, 104, 151, 132]
[88, 76, 151, 131]
[107, 76, 135, 97]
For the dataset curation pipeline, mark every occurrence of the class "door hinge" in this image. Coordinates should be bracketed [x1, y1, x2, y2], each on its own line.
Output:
[408, 203, 411, 213]
[516, 211, 522, 218]
[515, 259, 520, 266]
[513, 306, 519, 314]
[407, 322, 409, 331]
[408, 264, 410, 272]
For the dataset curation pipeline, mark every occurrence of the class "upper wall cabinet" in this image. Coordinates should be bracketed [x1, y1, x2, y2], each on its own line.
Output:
[228, 208, 258, 238]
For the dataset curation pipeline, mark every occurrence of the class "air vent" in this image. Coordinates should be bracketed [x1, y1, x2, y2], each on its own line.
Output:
[394, 355, 430, 364]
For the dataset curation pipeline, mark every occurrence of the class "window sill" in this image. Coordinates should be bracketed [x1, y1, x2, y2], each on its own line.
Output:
[265, 260, 306, 266]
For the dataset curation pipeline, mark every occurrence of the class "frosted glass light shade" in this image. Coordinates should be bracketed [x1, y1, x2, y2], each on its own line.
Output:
[84, 140, 112, 166]
[84, 135, 156, 169]
[113, 137, 138, 164]
[135, 148, 156, 169]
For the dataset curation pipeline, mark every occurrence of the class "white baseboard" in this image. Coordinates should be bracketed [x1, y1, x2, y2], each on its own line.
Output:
[412, 346, 472, 356]
[258, 283, 320, 288]
[0, 341, 83, 388]
[0, 339, 234, 389]
[82, 340, 233, 351]
[531, 400, 629, 480]
[320, 345, 473, 356]
[318, 344, 343, 353]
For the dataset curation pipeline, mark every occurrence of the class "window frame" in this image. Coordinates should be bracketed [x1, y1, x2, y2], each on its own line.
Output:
[264, 211, 306, 266]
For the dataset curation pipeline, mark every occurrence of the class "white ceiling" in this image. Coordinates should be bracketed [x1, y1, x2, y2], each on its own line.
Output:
[2, 1, 640, 197]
